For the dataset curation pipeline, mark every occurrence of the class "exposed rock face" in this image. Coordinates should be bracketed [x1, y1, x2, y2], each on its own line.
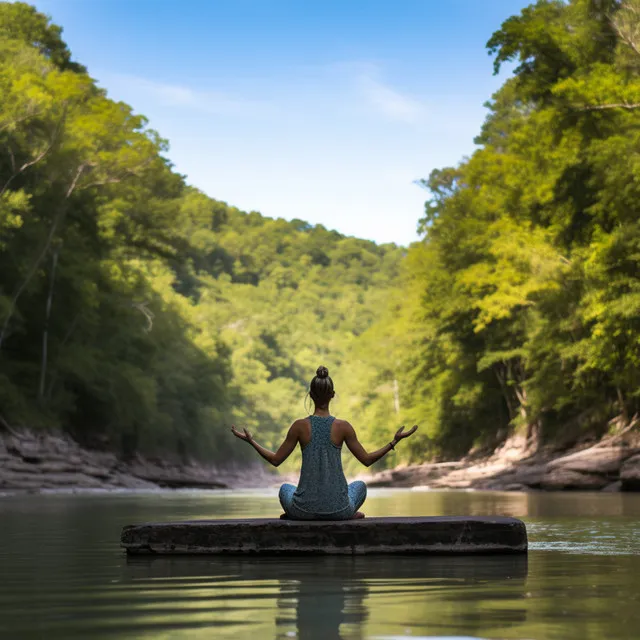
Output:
[621, 454, 640, 491]
[0, 430, 272, 492]
[480, 464, 547, 491]
[364, 462, 463, 488]
[532, 447, 636, 491]
[121, 516, 528, 555]
[546, 447, 635, 475]
[538, 468, 610, 491]
[359, 444, 640, 492]
[2, 428, 639, 494]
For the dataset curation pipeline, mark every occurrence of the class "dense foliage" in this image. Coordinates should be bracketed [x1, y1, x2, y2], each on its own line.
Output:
[0, 2, 402, 463]
[387, 0, 640, 458]
[1, 0, 639, 470]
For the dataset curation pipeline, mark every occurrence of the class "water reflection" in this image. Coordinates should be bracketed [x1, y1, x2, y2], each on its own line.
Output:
[368, 488, 637, 519]
[124, 555, 528, 639]
[275, 563, 368, 640]
[2, 490, 640, 638]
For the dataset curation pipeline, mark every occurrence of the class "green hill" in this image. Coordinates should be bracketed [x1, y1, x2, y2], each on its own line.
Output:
[0, 3, 403, 465]
[2, 1, 639, 471]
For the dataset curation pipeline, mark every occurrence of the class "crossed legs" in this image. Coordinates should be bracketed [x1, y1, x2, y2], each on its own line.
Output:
[279, 480, 367, 520]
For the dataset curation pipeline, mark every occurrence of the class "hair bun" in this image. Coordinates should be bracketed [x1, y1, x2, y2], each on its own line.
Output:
[316, 365, 329, 379]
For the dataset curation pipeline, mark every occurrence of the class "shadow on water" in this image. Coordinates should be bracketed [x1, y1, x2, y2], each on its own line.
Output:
[123, 554, 528, 639]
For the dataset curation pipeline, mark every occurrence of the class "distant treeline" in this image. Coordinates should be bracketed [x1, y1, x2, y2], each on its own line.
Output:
[0, 1, 638, 467]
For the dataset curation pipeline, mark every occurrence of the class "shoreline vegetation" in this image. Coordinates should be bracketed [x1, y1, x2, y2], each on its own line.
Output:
[1, 0, 639, 476]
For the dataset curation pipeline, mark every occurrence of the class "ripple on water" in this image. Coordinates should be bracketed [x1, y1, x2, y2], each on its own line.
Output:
[526, 519, 640, 555]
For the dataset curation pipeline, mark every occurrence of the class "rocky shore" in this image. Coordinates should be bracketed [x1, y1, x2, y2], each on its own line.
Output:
[2, 428, 640, 494]
[0, 429, 274, 493]
[358, 435, 640, 492]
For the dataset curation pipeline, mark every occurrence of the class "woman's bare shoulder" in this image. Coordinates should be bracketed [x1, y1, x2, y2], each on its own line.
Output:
[332, 418, 354, 432]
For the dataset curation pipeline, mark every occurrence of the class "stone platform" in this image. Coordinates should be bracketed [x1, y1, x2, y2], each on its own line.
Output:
[121, 516, 527, 555]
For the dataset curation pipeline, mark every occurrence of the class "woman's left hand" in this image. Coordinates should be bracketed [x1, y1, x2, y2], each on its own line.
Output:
[231, 425, 253, 443]
[393, 425, 418, 443]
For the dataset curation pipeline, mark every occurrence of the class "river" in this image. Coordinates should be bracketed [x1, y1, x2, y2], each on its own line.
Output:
[1, 488, 639, 639]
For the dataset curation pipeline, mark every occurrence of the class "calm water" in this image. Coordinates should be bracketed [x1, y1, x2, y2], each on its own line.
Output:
[1, 489, 639, 639]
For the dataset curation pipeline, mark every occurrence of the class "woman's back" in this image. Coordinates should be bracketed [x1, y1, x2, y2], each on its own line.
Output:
[291, 415, 350, 518]
[232, 364, 416, 520]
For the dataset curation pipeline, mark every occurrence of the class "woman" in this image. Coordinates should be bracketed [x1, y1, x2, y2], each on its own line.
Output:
[231, 365, 418, 520]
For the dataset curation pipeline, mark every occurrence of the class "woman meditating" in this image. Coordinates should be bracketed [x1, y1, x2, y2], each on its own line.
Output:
[231, 366, 418, 520]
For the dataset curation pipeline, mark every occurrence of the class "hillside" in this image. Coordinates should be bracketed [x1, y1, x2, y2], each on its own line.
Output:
[2, 1, 640, 477]
[0, 3, 404, 465]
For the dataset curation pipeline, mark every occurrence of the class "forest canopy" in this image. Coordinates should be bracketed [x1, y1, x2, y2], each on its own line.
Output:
[0, 0, 638, 469]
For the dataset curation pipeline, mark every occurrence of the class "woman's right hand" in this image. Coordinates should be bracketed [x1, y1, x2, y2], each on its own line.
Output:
[393, 425, 418, 444]
[231, 425, 253, 443]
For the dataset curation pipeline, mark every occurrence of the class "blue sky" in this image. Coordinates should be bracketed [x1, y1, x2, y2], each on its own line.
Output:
[33, 0, 532, 246]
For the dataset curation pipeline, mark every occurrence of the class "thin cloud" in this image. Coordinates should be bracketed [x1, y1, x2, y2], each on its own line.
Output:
[98, 66, 427, 125]
[357, 73, 426, 124]
[146, 81, 198, 107]
[96, 72, 275, 118]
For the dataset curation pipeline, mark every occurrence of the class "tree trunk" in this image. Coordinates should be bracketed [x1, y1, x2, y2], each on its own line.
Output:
[525, 419, 542, 452]
[38, 245, 60, 402]
[393, 378, 400, 414]
[494, 363, 516, 420]
[0, 214, 61, 351]
[0, 163, 84, 352]
[616, 387, 628, 423]
[514, 385, 528, 419]
[45, 311, 80, 401]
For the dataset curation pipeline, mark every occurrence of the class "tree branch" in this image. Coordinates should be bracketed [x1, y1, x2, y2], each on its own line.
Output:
[7, 145, 16, 173]
[132, 301, 155, 332]
[0, 412, 23, 439]
[612, 1, 640, 58]
[65, 163, 87, 199]
[78, 172, 133, 190]
[0, 106, 48, 134]
[0, 142, 55, 197]
[77, 158, 153, 192]
[0, 107, 67, 197]
[578, 102, 640, 111]
[594, 413, 639, 448]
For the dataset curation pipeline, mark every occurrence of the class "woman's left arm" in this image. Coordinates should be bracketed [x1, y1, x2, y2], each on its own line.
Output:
[231, 422, 299, 467]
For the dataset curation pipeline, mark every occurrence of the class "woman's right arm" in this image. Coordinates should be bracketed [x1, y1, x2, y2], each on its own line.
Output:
[343, 422, 417, 467]
[231, 422, 300, 467]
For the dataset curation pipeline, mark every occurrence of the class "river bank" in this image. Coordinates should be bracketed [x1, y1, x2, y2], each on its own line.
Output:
[3, 427, 640, 494]
[0, 429, 273, 493]
[358, 433, 640, 492]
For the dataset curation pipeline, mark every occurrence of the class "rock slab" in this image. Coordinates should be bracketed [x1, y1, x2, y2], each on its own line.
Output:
[621, 454, 640, 490]
[359, 444, 640, 492]
[0, 429, 274, 492]
[121, 516, 528, 555]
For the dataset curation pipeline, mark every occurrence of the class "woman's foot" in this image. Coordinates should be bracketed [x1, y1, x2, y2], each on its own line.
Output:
[279, 513, 291, 520]
[351, 511, 365, 519]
